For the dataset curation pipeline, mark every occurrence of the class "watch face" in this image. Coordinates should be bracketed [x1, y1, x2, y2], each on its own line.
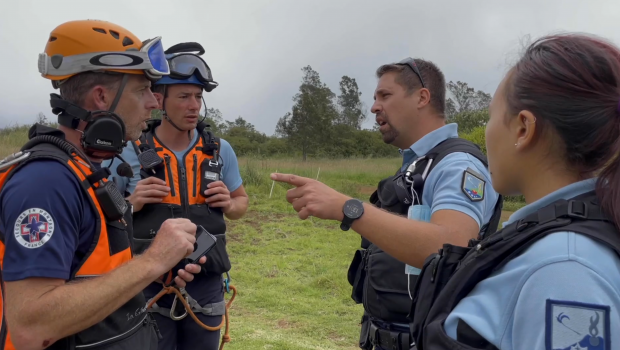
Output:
[344, 200, 363, 219]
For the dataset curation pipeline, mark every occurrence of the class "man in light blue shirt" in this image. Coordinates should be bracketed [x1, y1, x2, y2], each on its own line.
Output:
[107, 42, 248, 350]
[443, 178, 620, 350]
[103, 141, 141, 195]
[272, 58, 501, 350]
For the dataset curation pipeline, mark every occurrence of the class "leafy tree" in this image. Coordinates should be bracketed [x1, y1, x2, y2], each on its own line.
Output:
[203, 108, 226, 134]
[452, 109, 490, 134]
[445, 81, 491, 117]
[276, 65, 339, 161]
[336, 76, 367, 129]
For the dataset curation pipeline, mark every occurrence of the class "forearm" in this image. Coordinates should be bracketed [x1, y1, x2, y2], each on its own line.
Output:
[350, 203, 462, 268]
[224, 196, 248, 220]
[8, 255, 161, 349]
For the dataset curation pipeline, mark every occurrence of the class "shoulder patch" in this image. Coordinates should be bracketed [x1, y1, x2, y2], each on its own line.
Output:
[13, 208, 55, 249]
[461, 167, 485, 202]
[546, 299, 611, 350]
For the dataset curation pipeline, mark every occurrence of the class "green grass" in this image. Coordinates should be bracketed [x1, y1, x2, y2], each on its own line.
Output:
[0, 125, 526, 349]
[218, 157, 400, 349]
[219, 157, 523, 349]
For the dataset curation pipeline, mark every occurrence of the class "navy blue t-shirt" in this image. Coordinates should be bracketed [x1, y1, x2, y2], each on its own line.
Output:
[0, 160, 98, 282]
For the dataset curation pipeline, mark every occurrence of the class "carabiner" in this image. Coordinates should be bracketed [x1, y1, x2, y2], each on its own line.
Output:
[224, 272, 231, 293]
[170, 288, 189, 321]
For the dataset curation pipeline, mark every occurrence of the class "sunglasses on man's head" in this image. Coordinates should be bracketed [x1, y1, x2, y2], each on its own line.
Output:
[398, 57, 426, 88]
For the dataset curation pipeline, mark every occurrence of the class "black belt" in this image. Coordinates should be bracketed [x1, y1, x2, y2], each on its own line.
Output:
[368, 321, 411, 350]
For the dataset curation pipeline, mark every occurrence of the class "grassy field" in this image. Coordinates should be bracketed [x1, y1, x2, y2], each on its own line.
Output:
[0, 124, 524, 349]
[220, 157, 522, 349]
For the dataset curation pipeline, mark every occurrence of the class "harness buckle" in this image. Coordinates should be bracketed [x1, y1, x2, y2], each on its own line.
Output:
[567, 200, 587, 219]
[170, 287, 189, 321]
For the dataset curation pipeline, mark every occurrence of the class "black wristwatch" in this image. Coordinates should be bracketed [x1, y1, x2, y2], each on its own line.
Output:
[340, 198, 364, 231]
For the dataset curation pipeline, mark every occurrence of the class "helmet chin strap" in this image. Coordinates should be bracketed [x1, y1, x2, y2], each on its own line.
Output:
[109, 74, 129, 113]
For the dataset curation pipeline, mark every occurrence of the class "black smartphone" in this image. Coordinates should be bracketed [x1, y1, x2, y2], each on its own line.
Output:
[187, 225, 217, 264]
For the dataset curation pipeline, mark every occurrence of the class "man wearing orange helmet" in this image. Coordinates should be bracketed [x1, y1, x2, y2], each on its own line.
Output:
[0, 20, 206, 350]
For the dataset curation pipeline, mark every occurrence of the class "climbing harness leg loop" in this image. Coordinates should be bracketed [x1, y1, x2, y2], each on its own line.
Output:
[146, 278, 238, 350]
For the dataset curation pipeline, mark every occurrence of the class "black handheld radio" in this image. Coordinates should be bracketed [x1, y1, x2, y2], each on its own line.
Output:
[130, 141, 164, 175]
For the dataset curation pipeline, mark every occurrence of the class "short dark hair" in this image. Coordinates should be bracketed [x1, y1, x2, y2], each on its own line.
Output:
[152, 84, 166, 95]
[505, 33, 620, 229]
[58, 72, 123, 107]
[376, 59, 446, 116]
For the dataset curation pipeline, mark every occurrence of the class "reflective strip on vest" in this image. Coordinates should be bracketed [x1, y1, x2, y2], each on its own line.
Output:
[66, 159, 133, 277]
[0, 152, 136, 349]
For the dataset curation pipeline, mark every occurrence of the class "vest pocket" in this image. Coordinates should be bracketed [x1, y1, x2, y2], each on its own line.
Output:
[132, 204, 183, 255]
[202, 233, 231, 275]
[409, 244, 471, 346]
[364, 249, 412, 324]
[187, 204, 230, 275]
[107, 220, 131, 256]
[347, 248, 368, 304]
[75, 314, 158, 350]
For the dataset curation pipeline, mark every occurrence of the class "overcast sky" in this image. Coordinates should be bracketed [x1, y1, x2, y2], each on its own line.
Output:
[2, 0, 619, 135]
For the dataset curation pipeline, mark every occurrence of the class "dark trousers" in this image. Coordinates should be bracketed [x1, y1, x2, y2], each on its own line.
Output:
[152, 311, 223, 350]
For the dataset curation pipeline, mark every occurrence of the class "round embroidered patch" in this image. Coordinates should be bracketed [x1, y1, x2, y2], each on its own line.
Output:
[13, 208, 55, 249]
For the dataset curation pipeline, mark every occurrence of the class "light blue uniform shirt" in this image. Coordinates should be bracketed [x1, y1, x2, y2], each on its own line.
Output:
[105, 130, 243, 195]
[102, 141, 141, 195]
[444, 178, 620, 350]
[400, 123, 499, 230]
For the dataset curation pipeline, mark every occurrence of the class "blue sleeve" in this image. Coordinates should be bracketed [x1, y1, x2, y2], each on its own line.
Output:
[103, 141, 141, 195]
[0, 160, 84, 281]
[219, 138, 242, 192]
[422, 153, 499, 228]
[511, 261, 619, 350]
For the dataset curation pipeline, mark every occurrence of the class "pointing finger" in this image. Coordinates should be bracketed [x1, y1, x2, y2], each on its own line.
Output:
[270, 173, 311, 187]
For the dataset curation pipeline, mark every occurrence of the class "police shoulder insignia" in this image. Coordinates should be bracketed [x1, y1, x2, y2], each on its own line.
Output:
[461, 167, 485, 202]
[546, 299, 610, 350]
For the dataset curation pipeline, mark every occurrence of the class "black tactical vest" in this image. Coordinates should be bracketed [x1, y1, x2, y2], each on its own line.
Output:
[347, 137, 503, 349]
[408, 190, 620, 350]
[131, 120, 231, 276]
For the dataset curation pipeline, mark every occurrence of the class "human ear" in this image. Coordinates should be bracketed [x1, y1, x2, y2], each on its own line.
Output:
[417, 88, 431, 109]
[513, 111, 537, 150]
[153, 92, 164, 109]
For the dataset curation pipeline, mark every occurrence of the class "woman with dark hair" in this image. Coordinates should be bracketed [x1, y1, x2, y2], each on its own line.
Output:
[409, 33, 620, 350]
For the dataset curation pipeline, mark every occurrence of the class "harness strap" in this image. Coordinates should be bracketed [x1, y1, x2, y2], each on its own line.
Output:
[146, 279, 237, 350]
[149, 299, 227, 317]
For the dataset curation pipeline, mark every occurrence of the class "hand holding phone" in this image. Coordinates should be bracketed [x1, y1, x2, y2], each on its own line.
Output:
[186, 225, 218, 264]
[163, 225, 217, 288]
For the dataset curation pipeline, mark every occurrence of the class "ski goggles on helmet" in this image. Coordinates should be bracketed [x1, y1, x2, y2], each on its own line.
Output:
[38, 36, 170, 81]
[167, 53, 218, 92]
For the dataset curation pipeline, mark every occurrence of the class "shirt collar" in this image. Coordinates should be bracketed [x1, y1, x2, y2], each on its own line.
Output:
[400, 123, 459, 170]
[503, 178, 598, 227]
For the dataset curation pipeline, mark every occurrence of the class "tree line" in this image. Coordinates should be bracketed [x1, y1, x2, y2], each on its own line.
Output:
[31, 65, 492, 160]
[155, 65, 493, 160]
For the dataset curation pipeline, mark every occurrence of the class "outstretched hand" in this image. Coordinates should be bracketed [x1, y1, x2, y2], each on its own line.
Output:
[270, 173, 350, 221]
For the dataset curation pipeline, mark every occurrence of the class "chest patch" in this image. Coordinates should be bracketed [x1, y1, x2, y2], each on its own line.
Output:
[461, 167, 485, 202]
[546, 299, 610, 350]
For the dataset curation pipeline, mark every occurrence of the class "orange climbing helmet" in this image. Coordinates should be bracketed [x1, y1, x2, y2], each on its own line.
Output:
[38, 19, 170, 85]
